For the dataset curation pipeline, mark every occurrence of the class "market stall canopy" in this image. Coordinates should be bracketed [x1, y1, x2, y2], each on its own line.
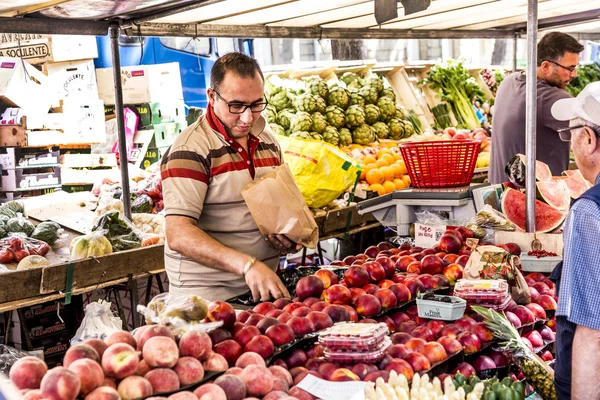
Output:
[1, 0, 600, 39]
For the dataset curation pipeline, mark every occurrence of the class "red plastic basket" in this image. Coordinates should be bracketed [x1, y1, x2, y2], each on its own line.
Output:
[399, 140, 481, 188]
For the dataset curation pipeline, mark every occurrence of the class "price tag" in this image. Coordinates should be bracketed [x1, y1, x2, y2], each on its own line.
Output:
[297, 374, 367, 400]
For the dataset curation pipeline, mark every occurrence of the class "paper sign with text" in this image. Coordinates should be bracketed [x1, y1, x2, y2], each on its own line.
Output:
[414, 223, 447, 248]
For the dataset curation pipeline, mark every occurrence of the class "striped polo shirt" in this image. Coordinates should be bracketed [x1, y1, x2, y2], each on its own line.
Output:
[160, 114, 282, 300]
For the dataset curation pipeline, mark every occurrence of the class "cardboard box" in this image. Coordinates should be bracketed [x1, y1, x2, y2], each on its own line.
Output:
[96, 62, 184, 105]
[0, 35, 97, 65]
[62, 99, 106, 144]
[1, 166, 61, 191]
[0, 147, 60, 170]
[141, 147, 161, 169]
[25, 112, 64, 130]
[152, 119, 188, 148]
[44, 59, 98, 107]
[414, 223, 447, 249]
[105, 100, 186, 128]
[0, 57, 52, 117]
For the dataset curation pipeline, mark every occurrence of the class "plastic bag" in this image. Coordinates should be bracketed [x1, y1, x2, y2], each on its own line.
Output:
[95, 196, 124, 216]
[131, 194, 153, 213]
[415, 210, 450, 225]
[0, 233, 51, 263]
[137, 293, 222, 338]
[71, 300, 123, 344]
[132, 213, 165, 236]
[277, 135, 362, 208]
[92, 211, 142, 252]
[69, 231, 113, 260]
[5, 214, 35, 236]
[470, 205, 517, 231]
[0, 344, 32, 375]
[135, 170, 163, 213]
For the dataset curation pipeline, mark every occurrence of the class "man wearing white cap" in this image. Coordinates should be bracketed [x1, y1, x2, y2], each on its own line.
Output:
[550, 81, 600, 399]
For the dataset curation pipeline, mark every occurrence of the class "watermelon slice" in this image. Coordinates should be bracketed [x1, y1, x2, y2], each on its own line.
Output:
[563, 170, 592, 199]
[536, 178, 571, 210]
[501, 188, 566, 233]
[506, 154, 552, 188]
[517, 154, 552, 181]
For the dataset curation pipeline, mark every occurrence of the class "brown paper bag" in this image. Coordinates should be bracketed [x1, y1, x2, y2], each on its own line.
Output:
[241, 164, 319, 248]
[463, 245, 531, 304]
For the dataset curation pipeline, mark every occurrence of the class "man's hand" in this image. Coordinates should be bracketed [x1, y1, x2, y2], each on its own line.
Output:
[266, 234, 302, 254]
[244, 260, 290, 302]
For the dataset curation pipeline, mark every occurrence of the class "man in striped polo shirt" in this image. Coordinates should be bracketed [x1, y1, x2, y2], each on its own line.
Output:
[161, 53, 299, 302]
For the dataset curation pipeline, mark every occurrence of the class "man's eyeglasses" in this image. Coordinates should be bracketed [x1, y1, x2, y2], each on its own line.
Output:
[212, 89, 268, 114]
[545, 59, 578, 74]
[557, 125, 600, 142]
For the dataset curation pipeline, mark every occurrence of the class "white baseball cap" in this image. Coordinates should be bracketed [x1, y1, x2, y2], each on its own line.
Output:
[552, 81, 600, 126]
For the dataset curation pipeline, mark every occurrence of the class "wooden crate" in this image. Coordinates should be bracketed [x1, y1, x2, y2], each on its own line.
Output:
[60, 153, 120, 185]
[0, 116, 27, 147]
[384, 66, 435, 131]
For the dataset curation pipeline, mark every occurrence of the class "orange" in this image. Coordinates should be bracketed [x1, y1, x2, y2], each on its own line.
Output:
[365, 168, 384, 185]
[393, 178, 407, 190]
[402, 174, 411, 187]
[375, 159, 389, 168]
[380, 166, 395, 182]
[392, 152, 402, 161]
[363, 155, 377, 165]
[383, 181, 396, 194]
[397, 160, 408, 175]
[380, 153, 395, 166]
[377, 148, 392, 158]
[391, 164, 404, 179]
[368, 183, 386, 196]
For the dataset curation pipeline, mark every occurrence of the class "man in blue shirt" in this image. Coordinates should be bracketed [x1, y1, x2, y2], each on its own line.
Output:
[550, 81, 600, 399]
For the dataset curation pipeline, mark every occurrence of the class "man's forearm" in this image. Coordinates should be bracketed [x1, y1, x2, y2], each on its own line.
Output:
[572, 324, 600, 399]
[166, 217, 250, 276]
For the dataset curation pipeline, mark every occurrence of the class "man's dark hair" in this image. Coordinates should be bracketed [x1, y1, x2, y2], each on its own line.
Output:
[538, 32, 584, 66]
[210, 52, 264, 91]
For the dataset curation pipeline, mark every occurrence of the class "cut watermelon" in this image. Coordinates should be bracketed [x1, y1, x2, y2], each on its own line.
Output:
[517, 154, 552, 181]
[536, 178, 570, 210]
[501, 188, 566, 233]
[563, 170, 592, 198]
[506, 154, 552, 188]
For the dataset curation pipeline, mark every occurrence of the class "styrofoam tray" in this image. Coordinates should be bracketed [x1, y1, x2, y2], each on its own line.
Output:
[520, 255, 562, 273]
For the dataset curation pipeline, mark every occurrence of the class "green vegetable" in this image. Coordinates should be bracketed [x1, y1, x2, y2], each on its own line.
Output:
[339, 128, 353, 146]
[70, 233, 113, 260]
[0, 206, 17, 219]
[31, 221, 61, 245]
[6, 216, 35, 236]
[93, 211, 142, 252]
[566, 62, 600, 97]
[131, 194, 153, 214]
[4, 201, 24, 214]
[0, 225, 6, 239]
[322, 127, 340, 146]
[290, 112, 313, 133]
[263, 104, 277, 123]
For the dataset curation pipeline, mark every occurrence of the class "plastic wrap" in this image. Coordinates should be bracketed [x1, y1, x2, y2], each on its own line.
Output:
[69, 231, 113, 260]
[71, 300, 123, 344]
[505, 154, 526, 188]
[92, 211, 142, 252]
[131, 194, 153, 214]
[137, 293, 222, 338]
[415, 210, 449, 225]
[0, 233, 50, 263]
[470, 204, 517, 231]
[135, 170, 163, 213]
[0, 345, 31, 375]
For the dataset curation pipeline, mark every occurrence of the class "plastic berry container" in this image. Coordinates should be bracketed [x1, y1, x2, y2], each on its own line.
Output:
[323, 337, 392, 364]
[453, 279, 510, 305]
[318, 323, 389, 352]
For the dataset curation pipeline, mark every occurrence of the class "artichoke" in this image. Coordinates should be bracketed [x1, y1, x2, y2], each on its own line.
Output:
[315, 96, 327, 114]
[265, 75, 283, 99]
[340, 72, 359, 87]
[325, 106, 346, 128]
[403, 119, 415, 138]
[327, 86, 350, 110]
[322, 126, 340, 146]
[381, 88, 396, 102]
[367, 76, 384, 93]
[270, 90, 293, 111]
[294, 93, 319, 113]
[290, 111, 313, 133]
[289, 131, 312, 140]
[339, 127, 353, 146]
[269, 123, 287, 136]
[359, 85, 379, 105]
[352, 124, 375, 145]
[372, 122, 390, 140]
[311, 112, 328, 133]
[377, 96, 396, 122]
[345, 105, 366, 128]
[309, 79, 329, 99]
[264, 104, 277, 123]
[277, 108, 296, 130]
[349, 91, 366, 108]
[348, 79, 364, 91]
[395, 106, 406, 120]
[364, 104, 381, 125]
[387, 118, 405, 140]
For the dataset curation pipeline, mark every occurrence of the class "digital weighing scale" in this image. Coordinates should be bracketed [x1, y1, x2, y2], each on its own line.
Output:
[356, 183, 490, 236]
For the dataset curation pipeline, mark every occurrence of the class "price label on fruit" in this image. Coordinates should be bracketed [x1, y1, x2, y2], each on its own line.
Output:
[297, 373, 368, 400]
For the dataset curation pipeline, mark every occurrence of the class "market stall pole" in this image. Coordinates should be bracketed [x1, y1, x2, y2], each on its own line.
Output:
[525, 0, 538, 232]
[109, 23, 132, 220]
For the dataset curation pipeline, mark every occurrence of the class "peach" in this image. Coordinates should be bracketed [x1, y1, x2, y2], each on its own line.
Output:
[63, 344, 100, 368]
[437, 336, 463, 354]
[306, 311, 333, 331]
[253, 302, 277, 315]
[439, 234, 461, 254]
[376, 257, 396, 279]
[455, 255, 470, 267]
[404, 352, 431, 372]
[102, 343, 139, 379]
[440, 323, 464, 339]
[193, 383, 227, 400]
[241, 365, 274, 397]
[362, 283, 379, 295]
[383, 359, 415, 381]
[525, 330, 544, 348]
[289, 367, 308, 380]
[426, 320, 446, 338]
[304, 358, 325, 372]
[102, 377, 117, 389]
[139, 325, 175, 350]
[168, 392, 197, 400]
[395, 256, 416, 272]
[397, 321, 418, 334]
[291, 307, 313, 318]
[225, 367, 243, 376]
[272, 377, 289, 393]
[455, 316, 477, 330]
[389, 311, 410, 328]
[376, 315, 396, 333]
[365, 246, 381, 258]
[405, 338, 426, 351]
[84, 386, 120, 400]
[387, 344, 413, 358]
[206, 301, 236, 329]
[22, 389, 43, 400]
[321, 305, 349, 323]
[266, 323, 296, 346]
[287, 316, 316, 336]
[269, 366, 293, 386]
[419, 342, 448, 363]
[390, 332, 412, 345]
[350, 363, 378, 380]
[68, 358, 104, 397]
[202, 352, 229, 371]
[526, 272, 547, 282]
[343, 266, 370, 288]
[329, 368, 359, 382]
[421, 255, 444, 275]
[374, 288, 397, 309]
[314, 269, 339, 289]
[256, 317, 281, 334]
[145, 368, 180, 394]
[289, 386, 316, 400]
[214, 374, 247, 400]
[451, 362, 476, 379]
[214, 339, 243, 367]
[293, 371, 321, 386]
[244, 335, 275, 359]
[174, 356, 205, 385]
[470, 322, 494, 342]
[296, 276, 325, 301]
[355, 294, 382, 317]
[526, 303, 547, 320]
[406, 261, 421, 274]
[273, 298, 293, 309]
[266, 309, 286, 319]
[9, 356, 48, 390]
[323, 284, 352, 305]
[178, 331, 212, 360]
[411, 326, 435, 342]
[83, 339, 108, 360]
[457, 331, 482, 354]
[363, 261, 386, 283]
[309, 301, 329, 312]
[235, 352, 266, 369]
[105, 331, 137, 349]
[233, 325, 261, 348]
[236, 310, 253, 323]
[143, 336, 179, 368]
[282, 349, 307, 369]
[40, 367, 80, 400]
[443, 263, 464, 285]
[209, 328, 233, 345]
[341, 304, 359, 323]
[404, 278, 425, 297]
[388, 284, 411, 304]
[135, 359, 149, 377]
[512, 305, 536, 324]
